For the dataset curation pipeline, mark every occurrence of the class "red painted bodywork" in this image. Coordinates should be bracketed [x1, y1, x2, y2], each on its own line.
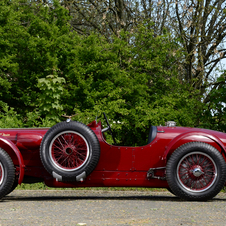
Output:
[1, 119, 226, 188]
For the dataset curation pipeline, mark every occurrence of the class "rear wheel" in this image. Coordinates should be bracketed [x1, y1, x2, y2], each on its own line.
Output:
[0, 148, 15, 199]
[166, 142, 226, 201]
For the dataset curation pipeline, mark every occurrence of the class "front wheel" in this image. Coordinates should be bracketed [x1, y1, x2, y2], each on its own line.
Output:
[166, 142, 226, 201]
[0, 148, 15, 199]
[6, 179, 18, 196]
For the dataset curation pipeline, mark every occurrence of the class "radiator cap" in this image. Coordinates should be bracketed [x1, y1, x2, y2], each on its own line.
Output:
[165, 121, 176, 127]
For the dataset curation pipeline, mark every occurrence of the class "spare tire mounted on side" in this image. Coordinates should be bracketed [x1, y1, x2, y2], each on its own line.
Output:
[40, 121, 100, 182]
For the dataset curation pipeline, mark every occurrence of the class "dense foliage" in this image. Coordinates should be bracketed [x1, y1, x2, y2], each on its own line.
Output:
[0, 0, 225, 146]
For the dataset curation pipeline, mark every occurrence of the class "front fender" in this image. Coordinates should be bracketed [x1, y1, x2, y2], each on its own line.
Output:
[0, 136, 25, 184]
[162, 131, 226, 162]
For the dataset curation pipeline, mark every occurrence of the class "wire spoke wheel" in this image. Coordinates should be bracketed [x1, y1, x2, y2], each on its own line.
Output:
[50, 131, 89, 171]
[40, 121, 100, 182]
[166, 142, 226, 201]
[177, 152, 216, 192]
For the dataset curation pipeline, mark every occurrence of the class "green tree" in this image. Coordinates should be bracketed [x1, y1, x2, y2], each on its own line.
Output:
[0, 0, 71, 114]
[37, 75, 65, 122]
[61, 0, 226, 99]
[201, 72, 226, 131]
[0, 0, 203, 145]
[61, 26, 202, 145]
[60, 0, 226, 132]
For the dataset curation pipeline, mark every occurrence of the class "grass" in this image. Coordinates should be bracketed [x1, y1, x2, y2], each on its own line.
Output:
[15, 182, 226, 193]
[15, 182, 168, 192]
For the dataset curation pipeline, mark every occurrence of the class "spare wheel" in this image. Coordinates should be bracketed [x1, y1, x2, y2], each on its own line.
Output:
[40, 121, 100, 182]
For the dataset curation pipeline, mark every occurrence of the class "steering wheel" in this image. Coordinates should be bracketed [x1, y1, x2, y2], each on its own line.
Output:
[102, 112, 116, 145]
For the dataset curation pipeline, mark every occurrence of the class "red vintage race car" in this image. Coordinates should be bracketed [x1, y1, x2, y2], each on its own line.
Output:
[0, 113, 226, 201]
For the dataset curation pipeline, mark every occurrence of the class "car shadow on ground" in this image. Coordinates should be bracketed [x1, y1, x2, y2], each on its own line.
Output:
[2, 194, 226, 202]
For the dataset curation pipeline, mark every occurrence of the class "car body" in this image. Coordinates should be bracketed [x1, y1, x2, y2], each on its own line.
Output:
[0, 113, 226, 201]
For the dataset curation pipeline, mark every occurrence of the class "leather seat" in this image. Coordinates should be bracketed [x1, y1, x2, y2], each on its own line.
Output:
[147, 126, 157, 144]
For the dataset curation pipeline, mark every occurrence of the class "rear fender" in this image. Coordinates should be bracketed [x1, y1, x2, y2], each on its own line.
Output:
[162, 131, 226, 162]
[0, 136, 25, 184]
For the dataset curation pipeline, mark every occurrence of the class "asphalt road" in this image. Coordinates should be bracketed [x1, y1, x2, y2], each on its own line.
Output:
[1, 190, 226, 226]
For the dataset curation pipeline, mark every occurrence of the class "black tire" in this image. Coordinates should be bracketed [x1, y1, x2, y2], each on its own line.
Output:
[6, 179, 18, 196]
[40, 121, 100, 182]
[166, 187, 175, 195]
[0, 147, 15, 199]
[166, 142, 226, 201]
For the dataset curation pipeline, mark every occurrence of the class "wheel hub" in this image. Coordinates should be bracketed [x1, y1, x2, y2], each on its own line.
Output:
[192, 167, 204, 177]
[65, 147, 73, 155]
[177, 151, 217, 192]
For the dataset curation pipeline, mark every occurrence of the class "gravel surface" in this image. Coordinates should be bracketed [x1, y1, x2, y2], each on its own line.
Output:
[1, 190, 226, 226]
